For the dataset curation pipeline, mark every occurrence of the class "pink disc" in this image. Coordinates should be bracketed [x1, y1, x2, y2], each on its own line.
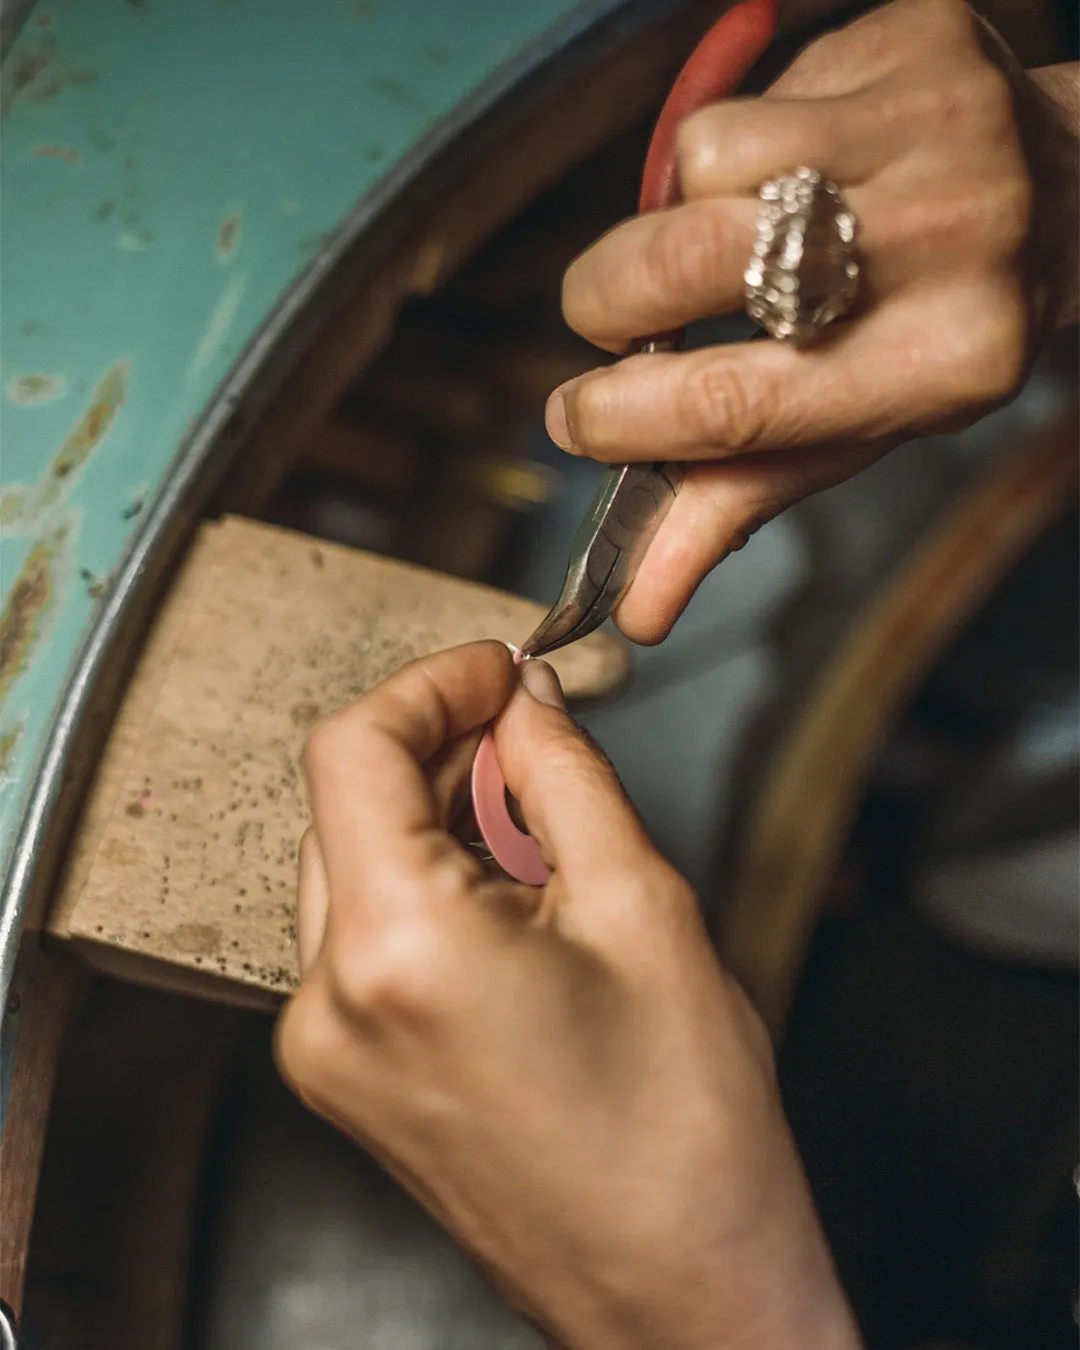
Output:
[469, 647, 552, 886]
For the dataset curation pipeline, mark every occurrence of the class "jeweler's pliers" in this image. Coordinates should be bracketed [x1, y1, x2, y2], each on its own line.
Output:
[521, 0, 778, 659]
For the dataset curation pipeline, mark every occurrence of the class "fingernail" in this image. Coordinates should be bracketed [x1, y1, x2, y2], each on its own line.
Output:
[545, 388, 575, 452]
[521, 658, 565, 710]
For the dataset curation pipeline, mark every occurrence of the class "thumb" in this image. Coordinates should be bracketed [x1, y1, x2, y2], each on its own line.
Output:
[493, 659, 657, 886]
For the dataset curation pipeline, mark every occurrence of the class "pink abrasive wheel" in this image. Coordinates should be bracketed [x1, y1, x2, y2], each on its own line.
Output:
[470, 649, 552, 886]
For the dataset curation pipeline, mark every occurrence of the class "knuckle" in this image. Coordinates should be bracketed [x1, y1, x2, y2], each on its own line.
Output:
[703, 474, 786, 556]
[997, 172, 1034, 255]
[727, 497, 785, 555]
[561, 225, 636, 346]
[611, 872, 660, 923]
[782, 0, 977, 96]
[327, 916, 445, 1022]
[675, 106, 736, 189]
[889, 0, 975, 48]
[564, 370, 616, 454]
[948, 64, 1017, 145]
[561, 252, 600, 339]
[921, 0, 977, 42]
[303, 711, 348, 780]
[965, 62, 1014, 127]
[878, 33, 1015, 139]
[682, 358, 768, 453]
[774, 31, 840, 96]
[979, 171, 1033, 259]
[409, 840, 479, 906]
[939, 288, 1029, 412]
[274, 989, 341, 1100]
[969, 307, 1029, 405]
[640, 864, 696, 918]
[598, 865, 697, 946]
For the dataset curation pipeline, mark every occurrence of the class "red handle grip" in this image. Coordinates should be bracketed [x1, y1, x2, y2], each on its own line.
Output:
[639, 0, 779, 215]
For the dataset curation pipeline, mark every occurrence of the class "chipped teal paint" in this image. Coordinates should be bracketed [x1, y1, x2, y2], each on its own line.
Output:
[0, 0, 630, 953]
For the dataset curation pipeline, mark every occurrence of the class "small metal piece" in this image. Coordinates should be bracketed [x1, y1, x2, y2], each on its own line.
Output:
[745, 166, 859, 346]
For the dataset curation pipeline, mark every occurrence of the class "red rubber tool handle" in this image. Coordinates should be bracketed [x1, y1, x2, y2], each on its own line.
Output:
[639, 0, 779, 215]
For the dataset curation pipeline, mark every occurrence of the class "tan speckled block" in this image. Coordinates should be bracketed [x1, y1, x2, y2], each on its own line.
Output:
[48, 515, 629, 1006]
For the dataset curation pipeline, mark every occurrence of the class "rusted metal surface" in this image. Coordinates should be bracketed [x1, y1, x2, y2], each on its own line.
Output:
[3, 363, 130, 525]
[0, 530, 67, 707]
[1, 0, 712, 1117]
[0, 22, 94, 117]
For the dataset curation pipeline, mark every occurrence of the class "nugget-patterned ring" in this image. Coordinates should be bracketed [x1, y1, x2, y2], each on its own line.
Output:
[745, 166, 859, 346]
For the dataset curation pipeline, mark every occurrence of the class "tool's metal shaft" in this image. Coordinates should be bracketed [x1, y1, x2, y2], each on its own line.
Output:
[520, 460, 683, 658]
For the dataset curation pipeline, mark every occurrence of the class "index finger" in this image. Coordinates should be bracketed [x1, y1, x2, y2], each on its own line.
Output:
[303, 641, 516, 889]
[548, 284, 1020, 464]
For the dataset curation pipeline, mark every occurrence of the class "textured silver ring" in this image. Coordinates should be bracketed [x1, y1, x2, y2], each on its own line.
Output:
[745, 166, 859, 346]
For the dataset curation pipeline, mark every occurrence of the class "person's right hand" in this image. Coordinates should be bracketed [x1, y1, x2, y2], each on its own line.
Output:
[276, 642, 861, 1349]
[545, 0, 1078, 646]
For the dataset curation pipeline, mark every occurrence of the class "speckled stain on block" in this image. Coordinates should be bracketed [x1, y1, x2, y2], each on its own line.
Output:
[47, 517, 628, 1001]
[0, 526, 68, 703]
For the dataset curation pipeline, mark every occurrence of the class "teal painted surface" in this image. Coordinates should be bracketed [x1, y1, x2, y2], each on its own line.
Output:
[0, 0, 596, 873]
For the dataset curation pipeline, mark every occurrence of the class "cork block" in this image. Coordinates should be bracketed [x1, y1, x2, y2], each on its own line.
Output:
[47, 515, 629, 1006]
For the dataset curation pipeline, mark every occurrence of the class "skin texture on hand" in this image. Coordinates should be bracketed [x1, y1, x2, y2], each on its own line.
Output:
[276, 642, 863, 1350]
[545, 0, 1080, 646]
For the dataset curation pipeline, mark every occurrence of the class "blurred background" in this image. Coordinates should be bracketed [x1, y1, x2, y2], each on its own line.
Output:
[15, 1, 1078, 1347]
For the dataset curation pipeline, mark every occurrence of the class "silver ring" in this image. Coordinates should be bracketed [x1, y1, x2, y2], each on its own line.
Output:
[745, 167, 859, 346]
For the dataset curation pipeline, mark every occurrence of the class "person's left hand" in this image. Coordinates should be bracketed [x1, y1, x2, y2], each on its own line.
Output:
[275, 641, 859, 1350]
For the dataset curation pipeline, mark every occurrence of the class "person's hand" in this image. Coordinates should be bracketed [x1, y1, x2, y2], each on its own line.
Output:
[546, 0, 1079, 645]
[275, 642, 860, 1350]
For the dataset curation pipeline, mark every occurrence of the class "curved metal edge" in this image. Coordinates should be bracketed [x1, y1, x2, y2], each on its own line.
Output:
[0, 0, 700, 1112]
